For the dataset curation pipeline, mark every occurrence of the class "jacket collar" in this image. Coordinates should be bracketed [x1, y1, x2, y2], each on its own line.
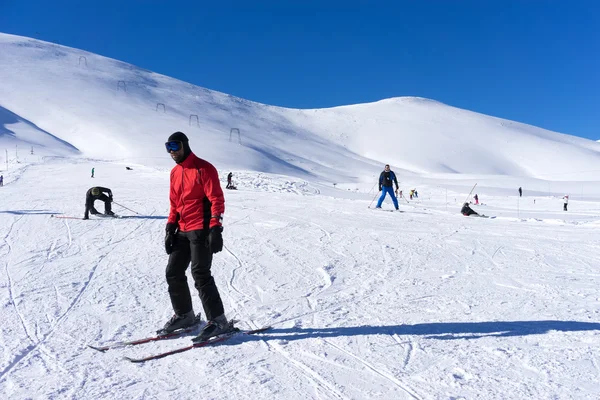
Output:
[178, 152, 198, 168]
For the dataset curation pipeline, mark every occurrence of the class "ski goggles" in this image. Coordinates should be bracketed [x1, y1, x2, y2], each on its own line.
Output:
[165, 141, 183, 153]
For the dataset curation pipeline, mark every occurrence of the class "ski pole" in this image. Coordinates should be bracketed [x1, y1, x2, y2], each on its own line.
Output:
[113, 201, 140, 215]
[367, 181, 377, 196]
[368, 190, 380, 208]
[464, 183, 477, 205]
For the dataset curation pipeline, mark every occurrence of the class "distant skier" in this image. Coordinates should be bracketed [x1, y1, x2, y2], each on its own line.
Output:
[518, 187, 522, 197]
[461, 202, 479, 216]
[414, 189, 418, 199]
[376, 164, 399, 210]
[83, 187, 114, 219]
[0, 175, 3, 187]
[226, 172, 234, 189]
[474, 194, 479, 205]
[563, 195, 569, 211]
[409, 189, 414, 200]
[91, 167, 95, 178]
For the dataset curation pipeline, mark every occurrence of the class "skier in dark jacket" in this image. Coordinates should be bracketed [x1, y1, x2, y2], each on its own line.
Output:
[161, 131, 229, 342]
[461, 202, 479, 216]
[376, 164, 399, 210]
[83, 187, 114, 219]
[226, 172, 233, 189]
[518, 187, 522, 197]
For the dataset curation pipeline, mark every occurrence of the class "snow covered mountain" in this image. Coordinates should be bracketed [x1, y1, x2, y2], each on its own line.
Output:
[2, 32, 600, 400]
[2, 32, 599, 183]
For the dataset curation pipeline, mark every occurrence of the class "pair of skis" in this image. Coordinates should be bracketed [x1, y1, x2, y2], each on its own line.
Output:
[88, 323, 271, 363]
[51, 214, 123, 220]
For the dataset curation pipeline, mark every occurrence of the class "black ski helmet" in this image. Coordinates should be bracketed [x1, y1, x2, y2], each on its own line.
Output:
[168, 131, 192, 160]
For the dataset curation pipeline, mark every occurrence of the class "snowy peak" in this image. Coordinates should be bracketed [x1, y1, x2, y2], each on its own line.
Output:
[1, 32, 600, 181]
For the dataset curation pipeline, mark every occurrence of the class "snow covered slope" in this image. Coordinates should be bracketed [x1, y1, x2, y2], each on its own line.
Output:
[1, 162, 600, 399]
[1, 32, 600, 182]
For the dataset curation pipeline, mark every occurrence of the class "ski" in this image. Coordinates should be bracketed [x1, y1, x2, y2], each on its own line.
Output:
[124, 326, 272, 363]
[51, 215, 83, 220]
[88, 318, 204, 352]
[93, 213, 122, 219]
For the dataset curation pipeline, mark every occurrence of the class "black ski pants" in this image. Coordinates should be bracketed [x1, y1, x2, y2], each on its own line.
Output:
[165, 230, 224, 320]
[84, 194, 111, 218]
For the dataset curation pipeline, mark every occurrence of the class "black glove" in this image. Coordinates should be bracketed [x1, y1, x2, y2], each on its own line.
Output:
[165, 223, 178, 255]
[378, 186, 382, 191]
[207, 226, 223, 254]
[109, 196, 113, 202]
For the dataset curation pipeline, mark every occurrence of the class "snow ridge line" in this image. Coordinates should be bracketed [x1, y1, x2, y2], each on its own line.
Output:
[224, 244, 255, 301]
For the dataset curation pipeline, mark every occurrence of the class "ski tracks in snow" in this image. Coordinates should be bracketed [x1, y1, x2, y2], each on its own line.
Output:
[324, 338, 422, 400]
[0, 214, 149, 384]
[1, 216, 38, 346]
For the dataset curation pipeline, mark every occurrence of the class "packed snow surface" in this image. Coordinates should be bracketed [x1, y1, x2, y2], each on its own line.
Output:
[1, 33, 600, 399]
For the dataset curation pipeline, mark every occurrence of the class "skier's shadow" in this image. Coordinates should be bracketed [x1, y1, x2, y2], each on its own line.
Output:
[0, 209, 58, 215]
[227, 320, 600, 343]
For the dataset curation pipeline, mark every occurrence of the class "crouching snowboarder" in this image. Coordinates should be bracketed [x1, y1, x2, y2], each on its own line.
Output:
[461, 202, 479, 217]
[83, 187, 114, 219]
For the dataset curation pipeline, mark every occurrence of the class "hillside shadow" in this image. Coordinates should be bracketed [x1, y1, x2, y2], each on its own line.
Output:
[227, 320, 600, 343]
[0, 105, 78, 151]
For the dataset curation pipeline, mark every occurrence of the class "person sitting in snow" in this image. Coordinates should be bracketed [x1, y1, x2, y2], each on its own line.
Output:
[84, 187, 114, 219]
[376, 164, 399, 210]
[461, 202, 479, 216]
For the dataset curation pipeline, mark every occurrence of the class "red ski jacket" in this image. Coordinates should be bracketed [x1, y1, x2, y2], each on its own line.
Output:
[167, 152, 224, 232]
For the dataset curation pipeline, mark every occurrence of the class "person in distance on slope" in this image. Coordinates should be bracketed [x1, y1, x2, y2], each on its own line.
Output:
[518, 187, 522, 197]
[226, 172, 233, 189]
[162, 131, 229, 340]
[83, 187, 114, 219]
[563, 195, 569, 211]
[461, 202, 480, 216]
[376, 164, 399, 210]
[474, 194, 479, 205]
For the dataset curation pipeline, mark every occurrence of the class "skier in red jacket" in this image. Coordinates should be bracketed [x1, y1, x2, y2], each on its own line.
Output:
[159, 131, 230, 341]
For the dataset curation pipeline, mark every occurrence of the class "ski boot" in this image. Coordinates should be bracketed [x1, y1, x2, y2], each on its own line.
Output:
[192, 315, 235, 343]
[157, 311, 198, 335]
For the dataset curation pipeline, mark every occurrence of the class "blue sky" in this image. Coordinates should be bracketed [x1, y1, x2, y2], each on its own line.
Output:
[1, 0, 599, 140]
